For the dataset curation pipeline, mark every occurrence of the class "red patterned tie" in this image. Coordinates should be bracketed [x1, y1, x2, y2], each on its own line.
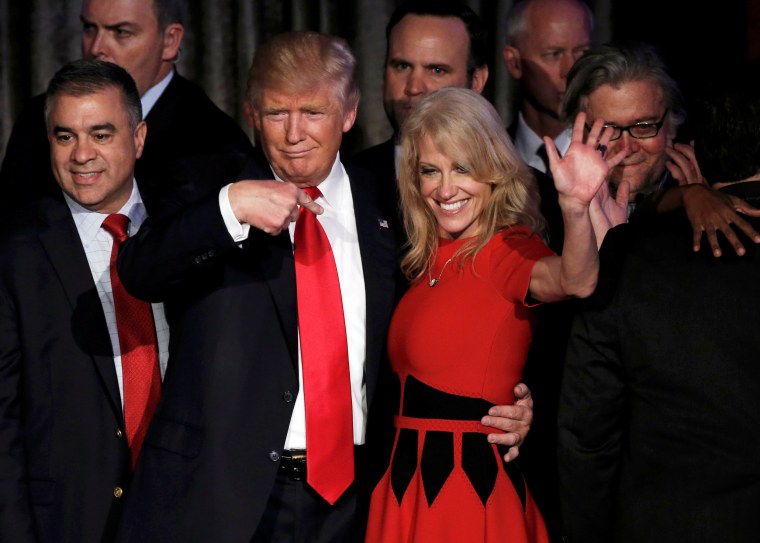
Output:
[294, 186, 354, 504]
[102, 213, 161, 471]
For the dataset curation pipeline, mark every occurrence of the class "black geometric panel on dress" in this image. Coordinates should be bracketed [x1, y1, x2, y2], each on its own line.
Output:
[462, 432, 498, 506]
[391, 428, 418, 505]
[403, 375, 493, 420]
[500, 447, 527, 510]
[421, 431, 454, 506]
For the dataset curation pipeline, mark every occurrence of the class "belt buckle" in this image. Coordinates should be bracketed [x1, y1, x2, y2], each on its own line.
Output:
[280, 450, 307, 481]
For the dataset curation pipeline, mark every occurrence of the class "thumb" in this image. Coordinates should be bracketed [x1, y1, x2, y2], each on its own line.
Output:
[297, 189, 324, 215]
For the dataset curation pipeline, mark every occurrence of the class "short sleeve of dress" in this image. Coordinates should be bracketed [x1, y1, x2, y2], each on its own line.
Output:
[488, 226, 555, 305]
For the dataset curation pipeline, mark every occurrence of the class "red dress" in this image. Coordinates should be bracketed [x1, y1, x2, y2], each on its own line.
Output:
[366, 228, 552, 543]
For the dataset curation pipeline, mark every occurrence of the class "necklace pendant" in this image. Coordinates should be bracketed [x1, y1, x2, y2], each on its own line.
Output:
[428, 256, 453, 288]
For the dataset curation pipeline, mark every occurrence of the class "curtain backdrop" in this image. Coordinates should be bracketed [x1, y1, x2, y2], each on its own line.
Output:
[0, 0, 618, 158]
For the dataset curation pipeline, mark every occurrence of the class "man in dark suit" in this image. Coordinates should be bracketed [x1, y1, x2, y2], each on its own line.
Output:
[0, 59, 168, 542]
[0, 0, 253, 211]
[348, 0, 489, 238]
[503, 0, 593, 174]
[112, 31, 401, 543]
[558, 88, 760, 543]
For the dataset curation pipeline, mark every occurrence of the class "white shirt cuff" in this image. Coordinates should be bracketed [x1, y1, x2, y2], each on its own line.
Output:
[219, 183, 250, 242]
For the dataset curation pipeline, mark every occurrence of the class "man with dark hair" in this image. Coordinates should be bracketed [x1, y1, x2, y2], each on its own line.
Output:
[0, 59, 169, 543]
[558, 85, 760, 543]
[348, 0, 489, 230]
[562, 42, 687, 207]
[0, 0, 253, 212]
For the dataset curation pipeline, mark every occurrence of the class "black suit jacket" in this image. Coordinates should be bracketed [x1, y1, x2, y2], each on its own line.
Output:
[114, 156, 401, 542]
[347, 138, 404, 246]
[0, 196, 132, 542]
[558, 200, 760, 542]
[0, 73, 253, 213]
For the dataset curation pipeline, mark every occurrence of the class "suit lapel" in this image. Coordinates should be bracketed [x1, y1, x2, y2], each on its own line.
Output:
[347, 164, 400, 407]
[245, 229, 299, 370]
[237, 156, 299, 371]
[37, 198, 124, 416]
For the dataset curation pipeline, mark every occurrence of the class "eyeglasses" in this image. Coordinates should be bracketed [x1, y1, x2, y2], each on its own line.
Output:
[588, 109, 669, 141]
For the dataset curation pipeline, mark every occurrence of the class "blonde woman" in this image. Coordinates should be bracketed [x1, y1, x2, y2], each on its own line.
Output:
[365, 87, 625, 542]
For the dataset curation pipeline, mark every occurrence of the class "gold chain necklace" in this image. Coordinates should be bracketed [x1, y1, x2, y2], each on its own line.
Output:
[428, 257, 453, 287]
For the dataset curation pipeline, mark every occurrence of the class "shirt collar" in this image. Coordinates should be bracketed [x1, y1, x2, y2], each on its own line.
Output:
[514, 112, 545, 159]
[514, 112, 572, 156]
[64, 180, 148, 243]
[141, 70, 174, 118]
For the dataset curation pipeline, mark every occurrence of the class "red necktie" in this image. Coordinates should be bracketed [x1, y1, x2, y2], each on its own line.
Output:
[294, 187, 354, 504]
[102, 213, 161, 471]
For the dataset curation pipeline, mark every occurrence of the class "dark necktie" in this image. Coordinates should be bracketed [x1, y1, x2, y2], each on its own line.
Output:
[102, 213, 161, 471]
[536, 143, 552, 177]
[293, 187, 354, 505]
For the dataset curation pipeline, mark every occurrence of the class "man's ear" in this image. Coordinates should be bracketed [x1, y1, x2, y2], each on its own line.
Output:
[470, 65, 489, 94]
[503, 45, 522, 79]
[161, 23, 184, 62]
[134, 120, 148, 159]
[342, 104, 358, 133]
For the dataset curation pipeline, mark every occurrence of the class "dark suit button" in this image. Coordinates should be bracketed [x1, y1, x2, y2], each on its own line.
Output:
[116, 428, 123, 439]
[194, 256, 202, 264]
[201, 253, 208, 261]
[114, 486, 124, 498]
[208, 250, 215, 257]
[269, 451, 280, 462]
[283, 391, 294, 403]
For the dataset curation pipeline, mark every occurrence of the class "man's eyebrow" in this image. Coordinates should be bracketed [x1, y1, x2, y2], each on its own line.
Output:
[53, 123, 117, 133]
[90, 123, 117, 132]
[387, 55, 411, 65]
[80, 15, 138, 30]
[423, 60, 453, 69]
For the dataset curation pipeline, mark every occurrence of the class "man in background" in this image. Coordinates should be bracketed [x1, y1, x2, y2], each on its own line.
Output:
[503, 0, 593, 175]
[348, 0, 489, 233]
[558, 85, 760, 543]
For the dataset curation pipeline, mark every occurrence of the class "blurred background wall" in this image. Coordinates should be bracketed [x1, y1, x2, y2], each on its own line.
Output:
[0, 0, 756, 158]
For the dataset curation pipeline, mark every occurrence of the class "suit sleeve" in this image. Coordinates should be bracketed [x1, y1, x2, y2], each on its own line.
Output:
[556, 227, 628, 543]
[0, 287, 37, 542]
[117, 191, 239, 302]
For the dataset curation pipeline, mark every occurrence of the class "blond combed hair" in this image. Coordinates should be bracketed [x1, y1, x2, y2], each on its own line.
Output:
[397, 88, 545, 280]
[246, 31, 359, 114]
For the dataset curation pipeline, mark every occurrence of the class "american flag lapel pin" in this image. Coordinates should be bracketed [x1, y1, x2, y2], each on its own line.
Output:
[378, 218, 389, 229]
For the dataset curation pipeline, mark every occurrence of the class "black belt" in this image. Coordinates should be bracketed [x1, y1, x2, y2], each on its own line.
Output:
[279, 449, 307, 481]
[278, 446, 366, 482]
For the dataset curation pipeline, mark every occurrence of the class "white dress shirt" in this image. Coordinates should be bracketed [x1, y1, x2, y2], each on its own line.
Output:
[220, 154, 368, 447]
[64, 182, 170, 407]
[140, 70, 174, 118]
[513, 112, 572, 174]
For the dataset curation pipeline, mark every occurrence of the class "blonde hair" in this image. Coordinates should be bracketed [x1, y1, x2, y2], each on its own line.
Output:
[398, 87, 544, 280]
[246, 31, 359, 114]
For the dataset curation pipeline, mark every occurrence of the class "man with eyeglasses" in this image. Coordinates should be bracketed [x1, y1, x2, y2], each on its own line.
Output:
[557, 83, 760, 543]
[562, 42, 688, 208]
[561, 42, 760, 257]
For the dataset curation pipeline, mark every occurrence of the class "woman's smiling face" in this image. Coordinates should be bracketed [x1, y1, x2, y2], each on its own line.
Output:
[418, 135, 492, 239]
